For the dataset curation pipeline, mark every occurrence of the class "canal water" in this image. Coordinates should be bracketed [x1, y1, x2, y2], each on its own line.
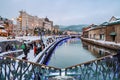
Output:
[47, 38, 117, 68]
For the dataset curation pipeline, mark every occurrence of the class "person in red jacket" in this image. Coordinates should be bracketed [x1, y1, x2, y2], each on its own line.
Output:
[34, 44, 37, 57]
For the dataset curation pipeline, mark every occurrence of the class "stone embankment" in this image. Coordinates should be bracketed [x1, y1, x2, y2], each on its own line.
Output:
[81, 37, 120, 50]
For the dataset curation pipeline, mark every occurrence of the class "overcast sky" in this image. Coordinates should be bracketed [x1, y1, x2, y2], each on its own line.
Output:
[0, 0, 120, 25]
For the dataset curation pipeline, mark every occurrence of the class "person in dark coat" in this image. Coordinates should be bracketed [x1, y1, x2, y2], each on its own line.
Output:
[6, 44, 11, 51]
[21, 43, 28, 59]
[23, 43, 28, 57]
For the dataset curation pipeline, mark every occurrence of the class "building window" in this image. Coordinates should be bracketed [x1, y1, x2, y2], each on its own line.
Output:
[110, 32, 116, 42]
[100, 34, 104, 40]
[112, 36, 116, 42]
[90, 34, 91, 39]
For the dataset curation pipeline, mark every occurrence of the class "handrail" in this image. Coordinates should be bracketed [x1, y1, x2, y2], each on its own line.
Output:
[0, 56, 61, 80]
[0, 53, 119, 80]
[5, 56, 61, 70]
[65, 54, 116, 69]
[64, 53, 120, 80]
[0, 49, 23, 57]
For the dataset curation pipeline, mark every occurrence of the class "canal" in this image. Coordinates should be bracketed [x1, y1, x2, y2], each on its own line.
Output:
[47, 38, 117, 68]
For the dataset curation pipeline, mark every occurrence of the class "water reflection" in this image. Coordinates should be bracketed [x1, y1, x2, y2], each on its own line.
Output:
[47, 38, 117, 68]
[82, 41, 117, 58]
[48, 38, 96, 68]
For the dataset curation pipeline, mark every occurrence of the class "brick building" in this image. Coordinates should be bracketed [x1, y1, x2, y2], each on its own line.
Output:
[88, 25, 106, 40]
[105, 16, 120, 43]
[82, 26, 91, 38]
[82, 16, 120, 43]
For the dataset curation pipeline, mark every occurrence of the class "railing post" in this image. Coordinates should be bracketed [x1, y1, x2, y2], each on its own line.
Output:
[59, 69, 62, 76]
[5, 63, 7, 80]
[65, 68, 67, 76]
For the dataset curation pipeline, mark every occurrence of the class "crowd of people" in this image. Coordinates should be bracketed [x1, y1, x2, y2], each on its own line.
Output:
[0, 43, 20, 53]
[22, 37, 55, 60]
[0, 37, 56, 60]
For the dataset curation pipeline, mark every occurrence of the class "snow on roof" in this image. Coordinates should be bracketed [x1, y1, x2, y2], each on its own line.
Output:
[16, 36, 42, 42]
[105, 18, 120, 26]
[0, 29, 7, 33]
[0, 37, 17, 42]
[85, 27, 93, 31]
[0, 25, 4, 28]
[85, 27, 99, 31]
[100, 22, 109, 26]
[0, 36, 52, 43]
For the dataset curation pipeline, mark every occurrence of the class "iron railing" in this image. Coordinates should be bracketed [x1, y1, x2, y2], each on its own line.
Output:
[65, 54, 120, 80]
[0, 56, 61, 80]
[0, 54, 120, 80]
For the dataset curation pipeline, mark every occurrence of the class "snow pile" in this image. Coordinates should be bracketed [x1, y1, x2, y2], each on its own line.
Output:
[85, 38, 120, 47]
[0, 37, 7, 41]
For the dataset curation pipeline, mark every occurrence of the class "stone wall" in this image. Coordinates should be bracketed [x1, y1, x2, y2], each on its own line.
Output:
[115, 24, 120, 43]
[81, 37, 120, 50]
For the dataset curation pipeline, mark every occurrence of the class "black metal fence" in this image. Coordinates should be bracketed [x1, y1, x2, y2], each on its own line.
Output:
[0, 56, 61, 80]
[65, 54, 120, 80]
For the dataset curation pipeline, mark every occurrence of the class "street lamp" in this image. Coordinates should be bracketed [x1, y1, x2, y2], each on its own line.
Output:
[38, 28, 42, 40]
[26, 18, 28, 36]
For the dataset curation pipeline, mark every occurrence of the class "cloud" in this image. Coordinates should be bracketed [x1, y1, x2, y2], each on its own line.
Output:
[0, 0, 120, 25]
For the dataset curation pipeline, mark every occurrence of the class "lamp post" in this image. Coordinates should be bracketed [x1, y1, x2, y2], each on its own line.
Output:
[32, 24, 34, 35]
[26, 18, 28, 36]
[26, 26, 28, 36]
[38, 28, 42, 40]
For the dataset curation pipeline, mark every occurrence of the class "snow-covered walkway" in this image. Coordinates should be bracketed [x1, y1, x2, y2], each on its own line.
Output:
[0, 36, 55, 62]
[16, 36, 53, 62]
[17, 49, 35, 62]
[81, 37, 120, 50]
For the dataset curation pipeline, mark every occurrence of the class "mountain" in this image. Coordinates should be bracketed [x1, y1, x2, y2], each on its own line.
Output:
[59, 24, 88, 32]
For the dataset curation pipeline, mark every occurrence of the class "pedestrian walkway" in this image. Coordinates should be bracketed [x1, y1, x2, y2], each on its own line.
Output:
[17, 49, 35, 62]
[17, 36, 56, 62]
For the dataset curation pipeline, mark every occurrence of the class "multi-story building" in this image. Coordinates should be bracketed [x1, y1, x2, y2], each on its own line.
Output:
[0, 25, 8, 36]
[16, 11, 53, 36]
[105, 16, 120, 43]
[82, 16, 120, 43]
[0, 16, 13, 36]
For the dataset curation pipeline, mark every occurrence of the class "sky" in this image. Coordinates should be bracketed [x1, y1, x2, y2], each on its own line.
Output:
[0, 0, 120, 25]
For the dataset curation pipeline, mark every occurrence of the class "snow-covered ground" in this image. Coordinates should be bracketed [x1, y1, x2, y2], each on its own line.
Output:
[0, 36, 49, 43]
[0, 36, 54, 62]
[85, 38, 120, 46]
[17, 48, 35, 61]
